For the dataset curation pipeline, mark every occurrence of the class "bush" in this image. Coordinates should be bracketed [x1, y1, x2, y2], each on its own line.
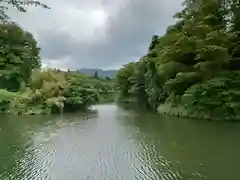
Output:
[182, 71, 240, 121]
[0, 89, 18, 113]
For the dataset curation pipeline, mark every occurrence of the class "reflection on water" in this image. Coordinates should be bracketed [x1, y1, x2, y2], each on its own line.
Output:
[0, 104, 240, 180]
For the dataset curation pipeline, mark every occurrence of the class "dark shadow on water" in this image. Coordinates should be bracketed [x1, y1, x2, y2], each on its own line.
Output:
[117, 104, 240, 180]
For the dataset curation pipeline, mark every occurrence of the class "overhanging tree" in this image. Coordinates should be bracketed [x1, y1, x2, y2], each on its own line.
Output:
[0, 0, 49, 23]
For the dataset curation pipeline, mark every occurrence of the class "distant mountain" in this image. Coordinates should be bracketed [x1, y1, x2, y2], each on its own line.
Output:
[79, 68, 117, 78]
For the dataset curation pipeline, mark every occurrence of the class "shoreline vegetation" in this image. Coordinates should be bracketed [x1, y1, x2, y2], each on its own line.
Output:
[0, 66, 115, 115]
[0, 1, 115, 115]
[0, 7, 114, 115]
[115, 0, 240, 121]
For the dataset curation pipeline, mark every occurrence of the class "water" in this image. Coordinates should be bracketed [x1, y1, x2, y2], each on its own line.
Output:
[0, 104, 240, 180]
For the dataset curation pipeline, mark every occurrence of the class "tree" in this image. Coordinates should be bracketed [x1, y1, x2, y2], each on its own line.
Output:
[148, 35, 159, 51]
[116, 0, 240, 120]
[105, 76, 111, 81]
[115, 63, 136, 97]
[0, 23, 41, 91]
[3, 69, 101, 115]
[0, 0, 49, 23]
[94, 71, 99, 79]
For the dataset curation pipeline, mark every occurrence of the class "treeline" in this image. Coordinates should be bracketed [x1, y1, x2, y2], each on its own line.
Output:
[0, 24, 114, 115]
[115, 0, 240, 121]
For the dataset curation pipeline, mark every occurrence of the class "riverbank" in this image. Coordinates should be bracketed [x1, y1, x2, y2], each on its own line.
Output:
[117, 97, 240, 121]
[157, 103, 229, 121]
[0, 88, 115, 116]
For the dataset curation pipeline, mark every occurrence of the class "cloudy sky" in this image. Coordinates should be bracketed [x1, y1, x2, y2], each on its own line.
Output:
[10, 0, 183, 70]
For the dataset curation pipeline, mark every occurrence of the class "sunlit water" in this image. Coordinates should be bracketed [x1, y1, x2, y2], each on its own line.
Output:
[0, 104, 240, 180]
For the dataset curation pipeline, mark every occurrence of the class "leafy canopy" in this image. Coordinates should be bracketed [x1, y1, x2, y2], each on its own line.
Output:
[115, 0, 240, 120]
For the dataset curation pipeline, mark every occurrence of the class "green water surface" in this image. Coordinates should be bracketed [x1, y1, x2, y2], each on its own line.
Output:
[0, 104, 239, 180]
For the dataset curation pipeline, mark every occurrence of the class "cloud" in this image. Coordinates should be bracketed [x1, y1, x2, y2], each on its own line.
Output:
[10, 0, 183, 70]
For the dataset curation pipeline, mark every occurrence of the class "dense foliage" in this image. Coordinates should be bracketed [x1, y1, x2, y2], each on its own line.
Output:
[115, 0, 240, 121]
[0, 23, 41, 91]
[0, 23, 114, 115]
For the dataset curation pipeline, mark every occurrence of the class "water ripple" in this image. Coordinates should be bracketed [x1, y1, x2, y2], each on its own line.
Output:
[1, 104, 239, 180]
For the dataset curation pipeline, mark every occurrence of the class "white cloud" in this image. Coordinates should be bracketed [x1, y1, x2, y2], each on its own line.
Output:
[54, 8, 108, 41]
[10, 0, 109, 42]
[42, 56, 71, 71]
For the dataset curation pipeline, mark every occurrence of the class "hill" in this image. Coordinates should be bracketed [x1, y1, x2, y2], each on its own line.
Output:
[79, 69, 117, 78]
